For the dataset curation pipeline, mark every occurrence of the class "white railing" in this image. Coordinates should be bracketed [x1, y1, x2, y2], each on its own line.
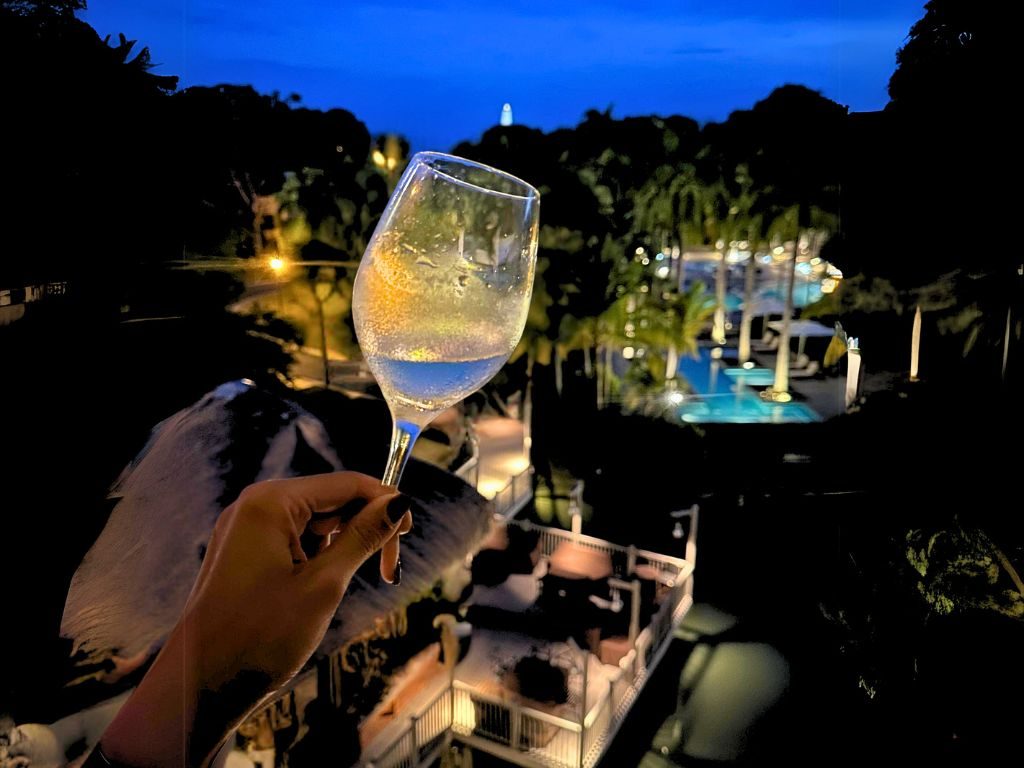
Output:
[365, 728, 414, 768]
[581, 686, 612, 766]
[453, 681, 582, 768]
[489, 464, 533, 520]
[363, 686, 452, 768]
[362, 516, 697, 768]
[506, 518, 693, 579]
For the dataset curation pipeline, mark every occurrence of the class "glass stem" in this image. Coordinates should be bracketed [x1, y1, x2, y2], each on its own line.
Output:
[381, 418, 423, 488]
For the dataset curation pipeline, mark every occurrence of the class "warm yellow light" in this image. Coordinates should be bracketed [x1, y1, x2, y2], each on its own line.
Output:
[505, 455, 530, 475]
[635, 246, 645, 255]
[372, 149, 387, 167]
[821, 277, 838, 294]
[269, 257, 285, 273]
[623, 346, 636, 359]
[386, 156, 397, 170]
[478, 479, 506, 500]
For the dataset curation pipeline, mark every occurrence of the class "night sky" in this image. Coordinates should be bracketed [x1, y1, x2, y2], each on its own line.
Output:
[84, 1, 926, 150]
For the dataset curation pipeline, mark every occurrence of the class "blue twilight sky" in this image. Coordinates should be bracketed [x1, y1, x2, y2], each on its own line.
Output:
[84, 0, 926, 150]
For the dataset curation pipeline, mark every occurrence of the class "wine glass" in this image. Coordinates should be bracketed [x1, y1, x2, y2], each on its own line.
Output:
[353, 152, 540, 491]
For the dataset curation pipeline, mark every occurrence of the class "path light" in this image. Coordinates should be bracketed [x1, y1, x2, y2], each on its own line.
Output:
[846, 338, 862, 409]
[269, 256, 286, 274]
[910, 305, 922, 381]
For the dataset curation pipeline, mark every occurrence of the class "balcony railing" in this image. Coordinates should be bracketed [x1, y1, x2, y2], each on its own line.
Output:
[488, 463, 533, 519]
[361, 509, 697, 768]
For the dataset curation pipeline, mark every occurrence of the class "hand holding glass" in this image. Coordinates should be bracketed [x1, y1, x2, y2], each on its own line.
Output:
[353, 152, 539, 495]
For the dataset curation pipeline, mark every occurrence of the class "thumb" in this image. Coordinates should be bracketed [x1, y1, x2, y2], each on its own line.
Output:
[312, 493, 413, 583]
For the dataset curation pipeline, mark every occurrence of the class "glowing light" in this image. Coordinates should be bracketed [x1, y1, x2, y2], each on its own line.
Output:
[773, 246, 785, 255]
[478, 479, 506, 500]
[810, 257, 822, 266]
[641, 257, 650, 266]
[668, 392, 684, 404]
[821, 277, 838, 294]
[910, 305, 921, 382]
[710, 346, 723, 359]
[656, 265, 670, 278]
[655, 252, 665, 261]
[742, 361, 755, 370]
[269, 257, 286, 274]
[623, 346, 636, 359]
[635, 246, 645, 255]
[371, 149, 387, 167]
[504, 455, 531, 475]
[386, 156, 397, 170]
[639, 284, 649, 293]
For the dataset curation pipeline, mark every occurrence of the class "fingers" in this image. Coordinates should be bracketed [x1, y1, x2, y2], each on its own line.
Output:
[263, 472, 391, 517]
[380, 511, 413, 584]
[313, 494, 414, 585]
[381, 535, 400, 585]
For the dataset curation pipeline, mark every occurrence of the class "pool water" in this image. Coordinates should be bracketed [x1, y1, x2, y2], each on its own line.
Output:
[673, 347, 821, 423]
[675, 393, 820, 424]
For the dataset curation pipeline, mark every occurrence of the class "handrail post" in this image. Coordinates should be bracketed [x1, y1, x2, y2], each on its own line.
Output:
[579, 646, 588, 768]
[409, 713, 419, 765]
[509, 699, 522, 751]
[626, 545, 637, 576]
[628, 579, 642, 645]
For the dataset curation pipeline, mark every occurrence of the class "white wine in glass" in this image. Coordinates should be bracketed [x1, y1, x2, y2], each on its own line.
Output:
[353, 151, 540, 489]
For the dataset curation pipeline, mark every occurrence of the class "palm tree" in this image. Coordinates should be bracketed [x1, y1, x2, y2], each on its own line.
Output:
[649, 282, 717, 376]
[726, 167, 765, 365]
[590, 283, 715, 400]
[767, 205, 835, 395]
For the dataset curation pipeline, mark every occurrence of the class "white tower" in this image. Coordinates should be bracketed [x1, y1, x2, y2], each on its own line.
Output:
[500, 102, 513, 127]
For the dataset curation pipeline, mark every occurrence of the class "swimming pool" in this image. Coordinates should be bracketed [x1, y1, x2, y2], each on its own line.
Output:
[673, 347, 821, 423]
[674, 392, 820, 424]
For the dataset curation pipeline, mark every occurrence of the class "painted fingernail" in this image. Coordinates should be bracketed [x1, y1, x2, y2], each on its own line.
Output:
[392, 558, 402, 586]
[387, 494, 412, 524]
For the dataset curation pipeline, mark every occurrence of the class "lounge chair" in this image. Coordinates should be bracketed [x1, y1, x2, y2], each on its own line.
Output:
[750, 331, 778, 352]
[789, 360, 820, 378]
